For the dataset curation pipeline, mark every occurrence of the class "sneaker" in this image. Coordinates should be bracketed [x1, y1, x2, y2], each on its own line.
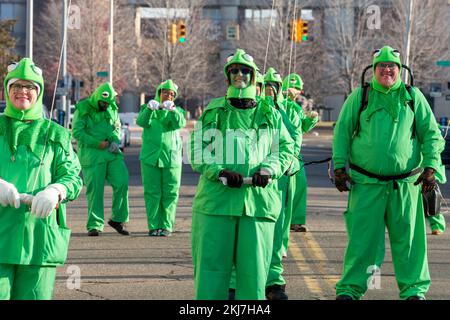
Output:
[88, 229, 101, 237]
[265, 284, 288, 300]
[108, 220, 130, 235]
[406, 296, 425, 300]
[291, 224, 308, 232]
[431, 230, 442, 235]
[228, 288, 236, 300]
[149, 229, 160, 236]
[159, 229, 172, 237]
[336, 295, 353, 300]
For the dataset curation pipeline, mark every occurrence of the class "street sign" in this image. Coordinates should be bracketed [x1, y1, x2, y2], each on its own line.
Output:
[96, 71, 109, 77]
[437, 61, 450, 67]
[56, 87, 69, 95]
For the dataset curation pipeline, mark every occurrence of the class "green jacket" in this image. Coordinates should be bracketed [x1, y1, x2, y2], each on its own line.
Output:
[288, 98, 318, 134]
[333, 82, 444, 184]
[190, 97, 294, 222]
[72, 98, 122, 166]
[136, 104, 186, 167]
[0, 116, 82, 266]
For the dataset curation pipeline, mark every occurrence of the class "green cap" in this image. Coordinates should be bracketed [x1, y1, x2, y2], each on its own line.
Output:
[224, 49, 258, 100]
[282, 73, 303, 91]
[155, 79, 178, 102]
[372, 46, 402, 69]
[3, 58, 44, 120]
[89, 82, 118, 111]
[264, 67, 284, 103]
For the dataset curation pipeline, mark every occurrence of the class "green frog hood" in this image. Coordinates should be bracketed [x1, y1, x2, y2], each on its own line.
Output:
[3, 58, 44, 120]
[282, 73, 303, 91]
[224, 48, 258, 100]
[372, 45, 402, 93]
[155, 79, 178, 103]
[88, 82, 118, 111]
[264, 67, 284, 104]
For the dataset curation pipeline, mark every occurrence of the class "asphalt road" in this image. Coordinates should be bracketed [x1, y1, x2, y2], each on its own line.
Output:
[53, 124, 450, 300]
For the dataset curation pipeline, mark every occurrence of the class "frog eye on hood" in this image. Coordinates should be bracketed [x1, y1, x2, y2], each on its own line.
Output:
[226, 54, 234, 63]
[392, 49, 400, 57]
[7, 62, 19, 73]
[243, 54, 254, 62]
[373, 49, 381, 57]
[102, 91, 110, 98]
[31, 65, 43, 76]
[290, 78, 296, 83]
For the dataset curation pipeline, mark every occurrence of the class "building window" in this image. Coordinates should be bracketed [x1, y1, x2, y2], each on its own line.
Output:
[244, 8, 277, 23]
[0, 4, 14, 19]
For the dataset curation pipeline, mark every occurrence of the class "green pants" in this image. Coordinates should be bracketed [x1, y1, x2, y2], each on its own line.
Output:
[267, 175, 295, 286]
[83, 157, 129, 231]
[427, 214, 446, 233]
[141, 163, 181, 232]
[0, 264, 56, 300]
[336, 181, 429, 300]
[291, 166, 307, 225]
[192, 213, 275, 300]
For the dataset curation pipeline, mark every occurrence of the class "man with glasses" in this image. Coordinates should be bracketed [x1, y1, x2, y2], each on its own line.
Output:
[189, 49, 294, 299]
[72, 82, 130, 237]
[0, 58, 82, 299]
[136, 79, 186, 237]
[333, 46, 444, 300]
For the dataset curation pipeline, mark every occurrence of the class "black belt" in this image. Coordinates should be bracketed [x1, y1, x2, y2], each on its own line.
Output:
[349, 163, 421, 189]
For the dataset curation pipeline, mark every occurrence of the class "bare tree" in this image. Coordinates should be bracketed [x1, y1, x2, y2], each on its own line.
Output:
[0, 20, 19, 99]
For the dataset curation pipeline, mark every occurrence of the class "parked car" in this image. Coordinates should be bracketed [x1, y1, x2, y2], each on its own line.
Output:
[440, 125, 450, 165]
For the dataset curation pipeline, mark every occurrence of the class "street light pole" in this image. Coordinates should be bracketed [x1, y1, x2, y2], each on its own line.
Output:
[26, 0, 33, 59]
[61, 0, 68, 127]
[109, 0, 114, 84]
[404, 0, 414, 84]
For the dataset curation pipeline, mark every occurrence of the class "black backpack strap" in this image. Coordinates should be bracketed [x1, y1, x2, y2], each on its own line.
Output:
[353, 83, 370, 137]
[405, 84, 416, 139]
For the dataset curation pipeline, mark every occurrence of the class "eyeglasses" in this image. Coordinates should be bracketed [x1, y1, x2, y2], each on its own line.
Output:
[376, 63, 398, 70]
[161, 90, 175, 97]
[228, 67, 252, 75]
[10, 83, 38, 92]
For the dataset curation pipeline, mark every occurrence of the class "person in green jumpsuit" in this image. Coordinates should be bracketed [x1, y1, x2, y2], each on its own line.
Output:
[189, 49, 294, 300]
[263, 67, 303, 300]
[136, 80, 186, 237]
[333, 46, 444, 300]
[282, 73, 318, 234]
[0, 58, 82, 299]
[72, 82, 130, 236]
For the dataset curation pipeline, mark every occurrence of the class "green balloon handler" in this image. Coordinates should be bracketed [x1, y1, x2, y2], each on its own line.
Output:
[332, 46, 444, 300]
[136, 79, 186, 237]
[72, 82, 130, 236]
[263, 67, 303, 300]
[0, 58, 82, 299]
[189, 49, 294, 300]
[282, 73, 318, 235]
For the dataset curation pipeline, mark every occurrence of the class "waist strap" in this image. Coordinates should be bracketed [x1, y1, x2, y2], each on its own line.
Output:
[349, 163, 421, 189]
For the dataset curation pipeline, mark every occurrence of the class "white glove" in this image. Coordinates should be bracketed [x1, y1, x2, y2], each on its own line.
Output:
[31, 184, 66, 219]
[0, 178, 20, 209]
[307, 111, 319, 119]
[162, 100, 175, 111]
[108, 141, 121, 153]
[147, 99, 160, 110]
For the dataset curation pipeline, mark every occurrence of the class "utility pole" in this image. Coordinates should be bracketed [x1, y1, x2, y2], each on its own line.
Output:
[26, 0, 33, 59]
[109, 0, 114, 84]
[61, 0, 69, 127]
[404, 0, 414, 84]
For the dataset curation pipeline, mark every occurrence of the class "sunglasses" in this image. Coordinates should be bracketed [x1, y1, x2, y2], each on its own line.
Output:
[377, 62, 398, 70]
[228, 67, 252, 75]
[10, 83, 38, 92]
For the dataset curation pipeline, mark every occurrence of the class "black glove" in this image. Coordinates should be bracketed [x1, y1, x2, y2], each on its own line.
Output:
[334, 168, 353, 192]
[219, 170, 243, 188]
[414, 167, 436, 193]
[252, 171, 271, 188]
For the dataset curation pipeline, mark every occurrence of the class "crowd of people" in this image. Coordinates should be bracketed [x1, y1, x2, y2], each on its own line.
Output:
[0, 44, 446, 300]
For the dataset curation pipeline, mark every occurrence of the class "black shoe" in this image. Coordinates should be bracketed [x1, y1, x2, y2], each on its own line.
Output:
[159, 229, 172, 237]
[406, 296, 425, 300]
[108, 220, 130, 235]
[88, 229, 101, 236]
[228, 288, 236, 300]
[265, 284, 288, 300]
[149, 229, 160, 236]
[336, 295, 353, 300]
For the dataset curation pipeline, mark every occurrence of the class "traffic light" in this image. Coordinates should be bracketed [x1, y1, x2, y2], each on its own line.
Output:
[300, 20, 309, 42]
[287, 20, 299, 42]
[168, 23, 177, 44]
[178, 21, 186, 43]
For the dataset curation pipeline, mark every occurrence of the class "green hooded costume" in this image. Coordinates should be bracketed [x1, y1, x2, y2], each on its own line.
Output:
[189, 49, 295, 300]
[72, 82, 129, 232]
[136, 79, 186, 234]
[333, 46, 444, 300]
[0, 58, 82, 299]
